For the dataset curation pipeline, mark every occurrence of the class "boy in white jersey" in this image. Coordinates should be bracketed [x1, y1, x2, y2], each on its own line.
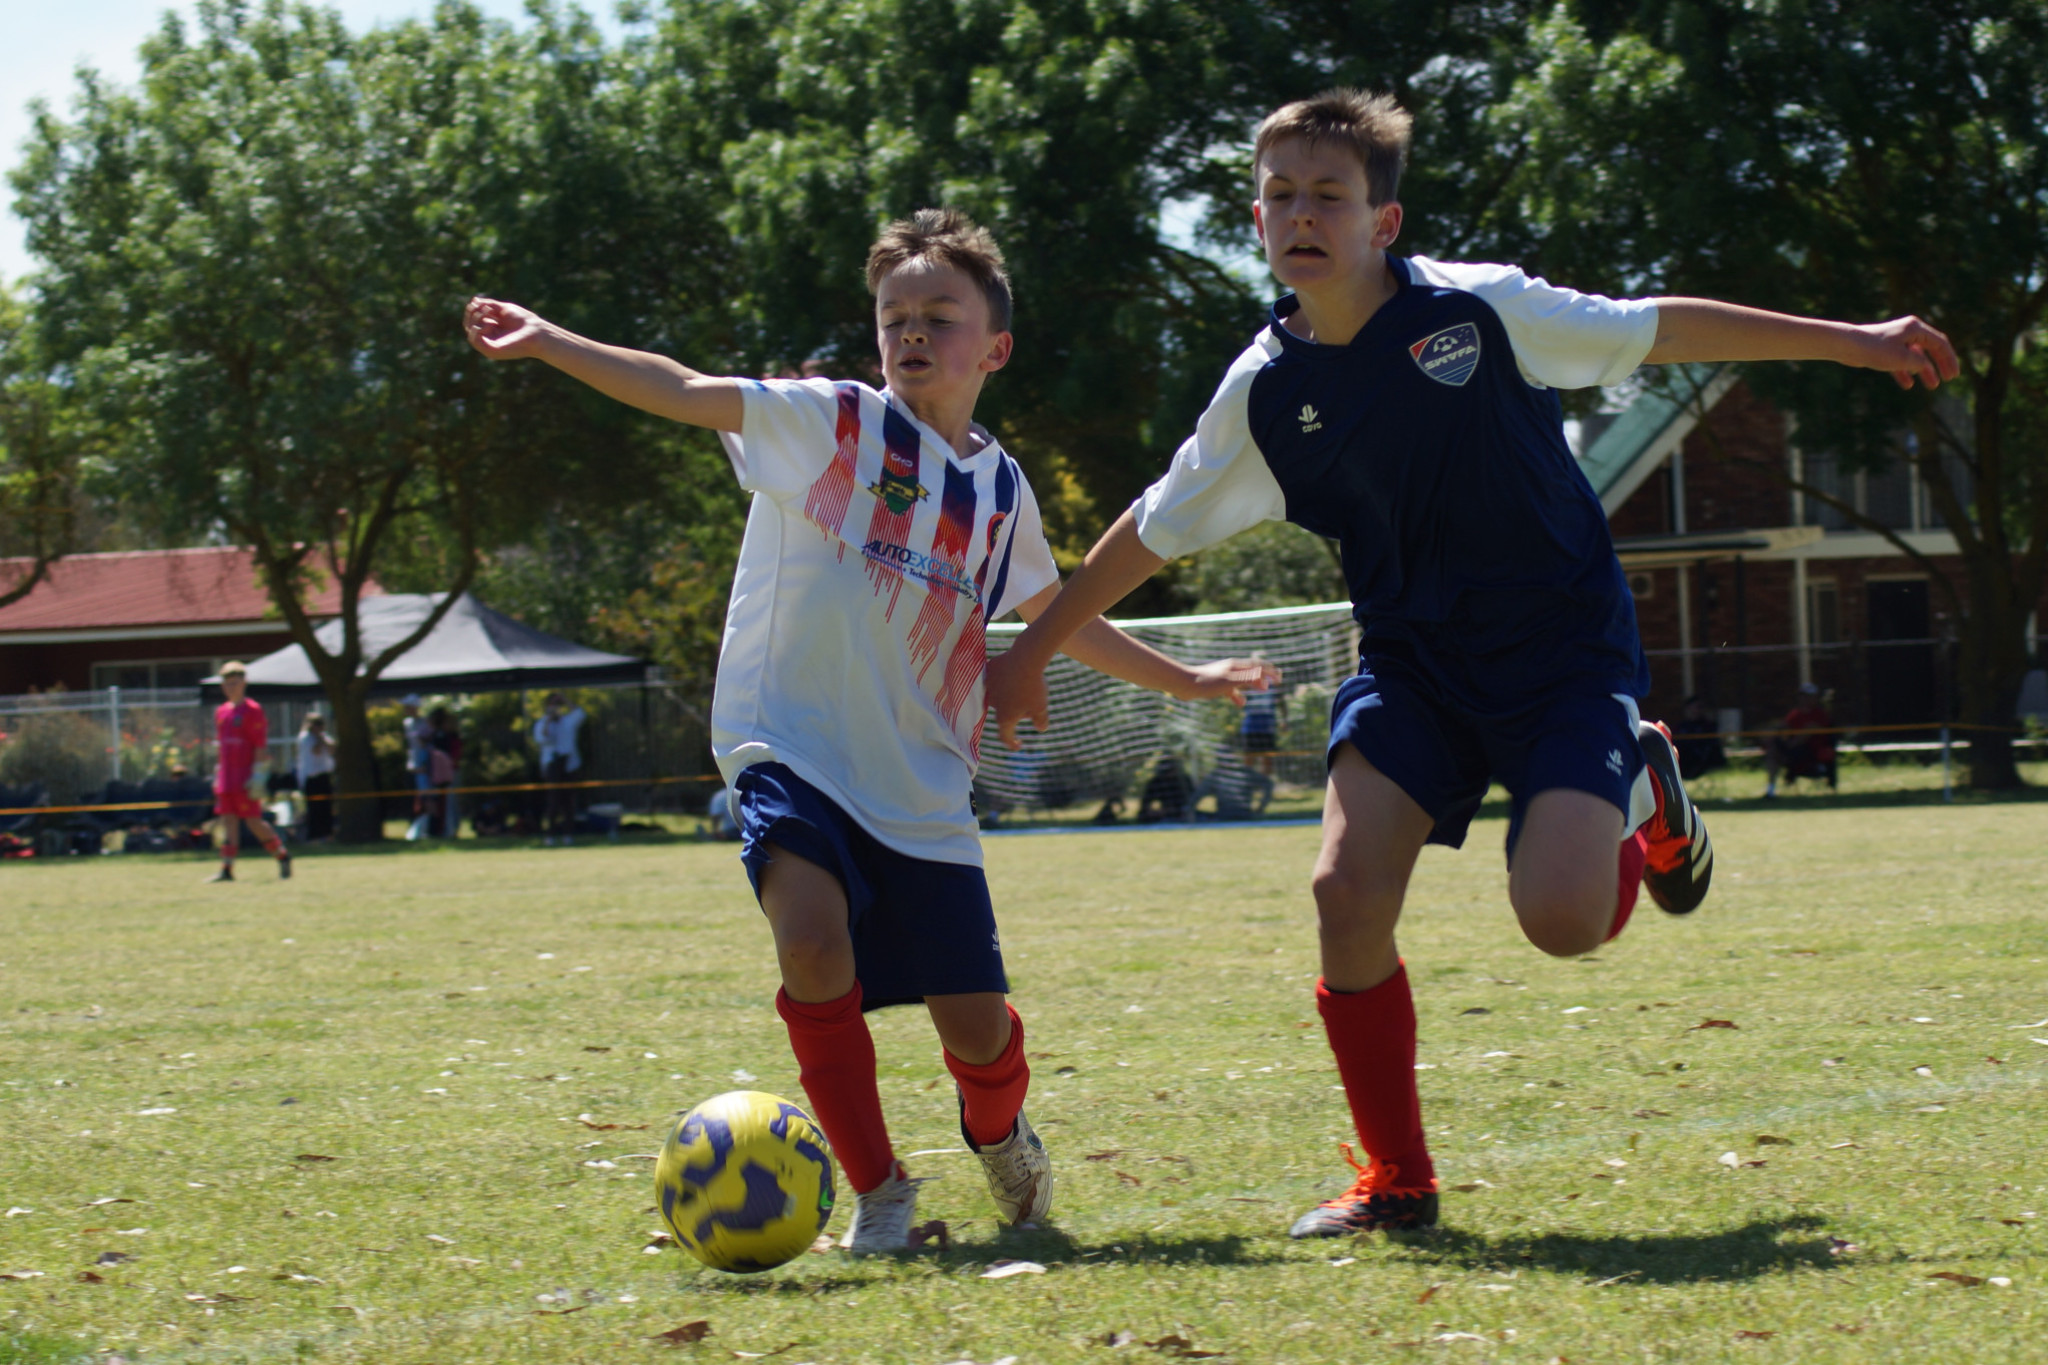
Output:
[466, 210, 1274, 1252]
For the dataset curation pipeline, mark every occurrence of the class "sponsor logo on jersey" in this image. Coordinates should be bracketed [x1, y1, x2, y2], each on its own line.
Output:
[860, 538, 979, 600]
[1606, 748, 1625, 775]
[1298, 403, 1323, 433]
[1409, 323, 1483, 387]
[867, 445, 930, 515]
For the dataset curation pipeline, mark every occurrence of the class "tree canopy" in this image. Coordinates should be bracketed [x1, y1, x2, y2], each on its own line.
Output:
[1473, 0, 2048, 786]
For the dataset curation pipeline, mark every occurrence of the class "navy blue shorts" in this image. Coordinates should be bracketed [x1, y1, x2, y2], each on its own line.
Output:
[733, 762, 1008, 1010]
[1327, 657, 1649, 861]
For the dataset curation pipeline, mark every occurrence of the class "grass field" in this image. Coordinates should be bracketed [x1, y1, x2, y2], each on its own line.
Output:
[3, 793, 2045, 1364]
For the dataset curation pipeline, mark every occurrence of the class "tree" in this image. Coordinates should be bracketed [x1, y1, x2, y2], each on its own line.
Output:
[1475, 0, 2048, 789]
[11, 0, 693, 835]
[0, 286, 87, 609]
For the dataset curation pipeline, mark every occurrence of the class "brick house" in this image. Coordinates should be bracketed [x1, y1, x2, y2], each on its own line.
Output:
[1578, 369, 2045, 736]
[0, 547, 360, 695]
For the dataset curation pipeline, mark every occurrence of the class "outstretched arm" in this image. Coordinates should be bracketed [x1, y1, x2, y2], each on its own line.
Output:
[985, 510, 1174, 749]
[1645, 299, 1959, 391]
[464, 297, 745, 430]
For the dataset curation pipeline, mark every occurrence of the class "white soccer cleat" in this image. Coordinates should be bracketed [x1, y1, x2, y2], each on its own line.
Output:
[966, 1107, 1053, 1226]
[837, 1163, 920, 1255]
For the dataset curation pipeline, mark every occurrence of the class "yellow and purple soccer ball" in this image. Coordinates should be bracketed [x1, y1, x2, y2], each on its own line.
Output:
[654, 1090, 835, 1273]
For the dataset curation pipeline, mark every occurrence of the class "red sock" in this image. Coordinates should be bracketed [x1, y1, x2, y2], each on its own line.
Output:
[775, 983, 897, 1194]
[944, 1004, 1029, 1147]
[261, 835, 286, 859]
[1607, 831, 1647, 943]
[1318, 968, 1436, 1188]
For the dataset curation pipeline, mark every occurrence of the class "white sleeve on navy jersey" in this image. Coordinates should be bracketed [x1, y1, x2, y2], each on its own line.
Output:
[714, 377, 843, 502]
[1409, 257, 1658, 389]
[991, 466, 1061, 621]
[1129, 334, 1288, 560]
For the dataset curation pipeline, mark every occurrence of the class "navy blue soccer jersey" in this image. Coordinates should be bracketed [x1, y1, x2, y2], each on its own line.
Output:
[1132, 255, 1660, 713]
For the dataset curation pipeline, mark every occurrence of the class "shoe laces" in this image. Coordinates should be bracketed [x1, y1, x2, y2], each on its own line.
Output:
[1328, 1143, 1434, 1204]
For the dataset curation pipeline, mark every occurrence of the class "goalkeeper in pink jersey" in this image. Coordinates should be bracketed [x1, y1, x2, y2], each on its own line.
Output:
[208, 661, 291, 882]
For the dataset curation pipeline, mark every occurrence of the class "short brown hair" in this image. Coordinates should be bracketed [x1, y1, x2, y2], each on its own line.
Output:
[865, 209, 1013, 333]
[1253, 88, 1413, 206]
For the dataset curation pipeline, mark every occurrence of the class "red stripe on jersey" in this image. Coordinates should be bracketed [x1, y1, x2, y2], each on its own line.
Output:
[801, 384, 864, 560]
[935, 603, 987, 743]
[905, 462, 978, 680]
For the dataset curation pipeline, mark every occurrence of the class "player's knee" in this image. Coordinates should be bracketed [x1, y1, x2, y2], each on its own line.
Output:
[774, 923, 853, 993]
[1513, 890, 1609, 958]
[1311, 857, 1401, 936]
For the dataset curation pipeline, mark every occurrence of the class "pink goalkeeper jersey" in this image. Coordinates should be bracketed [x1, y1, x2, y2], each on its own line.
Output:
[213, 698, 268, 794]
[712, 378, 1060, 866]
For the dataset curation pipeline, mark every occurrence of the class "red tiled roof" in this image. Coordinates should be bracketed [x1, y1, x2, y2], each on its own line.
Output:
[0, 547, 363, 634]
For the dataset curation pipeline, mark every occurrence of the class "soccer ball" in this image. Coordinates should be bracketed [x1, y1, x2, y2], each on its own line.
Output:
[654, 1090, 835, 1273]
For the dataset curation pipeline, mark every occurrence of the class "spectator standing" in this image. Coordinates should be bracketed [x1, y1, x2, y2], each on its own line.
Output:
[296, 712, 336, 842]
[208, 662, 291, 882]
[1764, 682, 1837, 796]
[402, 694, 434, 840]
[429, 706, 462, 837]
[532, 692, 587, 845]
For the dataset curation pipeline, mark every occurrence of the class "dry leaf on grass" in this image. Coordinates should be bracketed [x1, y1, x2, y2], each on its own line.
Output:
[652, 1320, 713, 1344]
[979, 1259, 1045, 1279]
[1690, 1019, 1738, 1031]
[1594, 1271, 1640, 1287]
[1144, 1334, 1223, 1358]
[1416, 1282, 1445, 1304]
[0, 1270, 44, 1281]
[94, 1252, 132, 1266]
[294, 1154, 336, 1163]
[1633, 1109, 1671, 1119]
[807, 1236, 834, 1254]
[1828, 1238, 1860, 1256]
[77, 1270, 105, 1283]
[1435, 1333, 1488, 1343]
[1104, 1330, 1139, 1347]
[1755, 1135, 1792, 1146]
[1115, 1171, 1144, 1186]
[1831, 1323, 1867, 1334]
[1084, 1150, 1124, 1162]
[1733, 1329, 1776, 1340]
[730, 1344, 798, 1359]
[82, 1197, 136, 1207]
[533, 1305, 586, 1316]
[906, 1219, 949, 1251]
[1829, 1141, 1861, 1150]
[424, 1234, 455, 1245]
[1451, 1180, 1493, 1192]
[1929, 1272, 1984, 1287]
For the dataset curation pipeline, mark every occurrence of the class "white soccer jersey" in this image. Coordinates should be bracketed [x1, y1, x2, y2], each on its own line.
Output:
[712, 378, 1060, 866]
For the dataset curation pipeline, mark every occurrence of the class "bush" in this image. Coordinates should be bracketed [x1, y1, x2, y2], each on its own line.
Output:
[0, 705, 109, 803]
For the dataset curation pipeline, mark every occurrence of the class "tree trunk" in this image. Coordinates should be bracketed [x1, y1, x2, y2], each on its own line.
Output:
[1957, 570, 2029, 792]
[328, 681, 385, 843]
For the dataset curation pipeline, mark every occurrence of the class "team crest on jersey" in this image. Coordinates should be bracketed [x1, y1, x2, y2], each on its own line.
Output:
[867, 445, 930, 515]
[1409, 323, 1482, 387]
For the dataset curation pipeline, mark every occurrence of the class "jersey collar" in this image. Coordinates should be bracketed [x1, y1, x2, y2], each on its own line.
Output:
[1269, 255, 1415, 353]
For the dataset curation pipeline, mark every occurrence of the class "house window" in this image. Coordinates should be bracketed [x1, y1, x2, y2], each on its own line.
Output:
[90, 659, 219, 691]
[1806, 579, 1840, 647]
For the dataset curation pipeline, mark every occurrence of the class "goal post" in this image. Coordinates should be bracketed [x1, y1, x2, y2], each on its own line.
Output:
[976, 601, 1359, 820]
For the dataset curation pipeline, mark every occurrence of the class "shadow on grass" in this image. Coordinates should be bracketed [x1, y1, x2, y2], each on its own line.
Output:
[692, 1232, 1281, 1294]
[1410, 1214, 1874, 1284]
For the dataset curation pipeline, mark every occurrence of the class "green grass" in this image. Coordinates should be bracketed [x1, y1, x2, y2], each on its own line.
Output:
[2, 796, 2044, 1363]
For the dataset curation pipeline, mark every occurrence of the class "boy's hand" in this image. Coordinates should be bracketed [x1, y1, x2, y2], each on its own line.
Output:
[984, 649, 1051, 752]
[1854, 315, 1961, 390]
[464, 296, 551, 361]
[1174, 657, 1283, 705]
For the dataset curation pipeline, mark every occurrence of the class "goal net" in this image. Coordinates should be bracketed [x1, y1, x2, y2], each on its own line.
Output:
[976, 601, 1359, 822]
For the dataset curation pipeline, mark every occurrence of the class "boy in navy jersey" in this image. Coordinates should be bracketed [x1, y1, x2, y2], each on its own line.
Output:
[986, 91, 1957, 1236]
[467, 210, 1274, 1252]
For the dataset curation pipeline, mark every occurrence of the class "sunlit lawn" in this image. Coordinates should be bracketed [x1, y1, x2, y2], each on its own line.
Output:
[3, 789, 2045, 1363]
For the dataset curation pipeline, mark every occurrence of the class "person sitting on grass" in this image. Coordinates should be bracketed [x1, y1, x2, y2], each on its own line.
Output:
[986, 88, 1957, 1241]
[208, 662, 291, 883]
[1763, 682, 1838, 797]
[464, 209, 1277, 1253]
